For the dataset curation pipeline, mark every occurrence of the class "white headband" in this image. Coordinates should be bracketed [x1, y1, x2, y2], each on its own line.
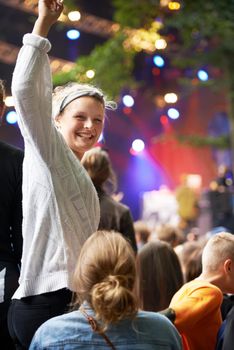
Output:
[53, 89, 104, 119]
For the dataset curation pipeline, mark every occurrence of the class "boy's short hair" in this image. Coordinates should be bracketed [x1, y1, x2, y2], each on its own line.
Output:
[202, 232, 234, 272]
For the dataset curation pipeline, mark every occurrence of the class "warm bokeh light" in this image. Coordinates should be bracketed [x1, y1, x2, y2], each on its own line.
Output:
[86, 70, 95, 79]
[160, 0, 170, 6]
[5, 96, 14, 107]
[68, 11, 81, 22]
[160, 115, 169, 125]
[58, 13, 67, 22]
[155, 38, 167, 50]
[168, 1, 181, 10]
[164, 93, 178, 103]
[123, 107, 132, 115]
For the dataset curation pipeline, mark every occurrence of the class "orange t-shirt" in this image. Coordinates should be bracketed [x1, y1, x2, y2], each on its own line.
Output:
[169, 279, 223, 350]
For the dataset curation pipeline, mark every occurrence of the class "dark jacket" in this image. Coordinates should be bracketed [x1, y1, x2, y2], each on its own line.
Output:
[0, 141, 23, 264]
[97, 188, 137, 252]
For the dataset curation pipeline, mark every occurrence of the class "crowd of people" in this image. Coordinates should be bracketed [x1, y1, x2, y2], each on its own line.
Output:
[0, 1, 234, 349]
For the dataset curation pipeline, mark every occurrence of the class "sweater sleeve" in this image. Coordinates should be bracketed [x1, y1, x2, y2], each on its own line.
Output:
[169, 284, 223, 332]
[12, 34, 54, 162]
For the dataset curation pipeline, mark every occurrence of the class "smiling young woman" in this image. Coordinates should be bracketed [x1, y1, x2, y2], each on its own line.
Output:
[7, 1, 115, 349]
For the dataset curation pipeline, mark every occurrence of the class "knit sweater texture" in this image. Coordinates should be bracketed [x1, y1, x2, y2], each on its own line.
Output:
[12, 34, 100, 299]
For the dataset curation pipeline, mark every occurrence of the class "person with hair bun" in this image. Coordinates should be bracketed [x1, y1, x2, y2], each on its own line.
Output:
[82, 147, 137, 251]
[29, 230, 182, 349]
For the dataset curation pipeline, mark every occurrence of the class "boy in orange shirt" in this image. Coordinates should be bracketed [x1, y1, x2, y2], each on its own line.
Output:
[168, 232, 234, 350]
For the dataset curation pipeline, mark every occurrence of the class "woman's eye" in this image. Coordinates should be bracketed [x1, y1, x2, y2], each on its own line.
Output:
[75, 115, 85, 120]
[94, 119, 103, 123]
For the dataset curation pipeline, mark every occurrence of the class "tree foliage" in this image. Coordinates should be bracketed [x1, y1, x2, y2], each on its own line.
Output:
[54, 0, 234, 152]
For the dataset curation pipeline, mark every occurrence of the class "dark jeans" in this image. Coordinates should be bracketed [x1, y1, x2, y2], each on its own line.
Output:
[8, 288, 72, 350]
[0, 261, 20, 350]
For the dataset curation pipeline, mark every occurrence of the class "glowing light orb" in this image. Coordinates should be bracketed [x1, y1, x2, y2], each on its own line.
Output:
[86, 70, 95, 79]
[123, 95, 134, 107]
[167, 108, 180, 119]
[5, 96, 14, 107]
[68, 11, 81, 22]
[153, 55, 165, 68]
[155, 38, 167, 50]
[66, 29, 80, 40]
[164, 93, 178, 103]
[6, 111, 17, 124]
[197, 70, 209, 81]
[132, 139, 145, 152]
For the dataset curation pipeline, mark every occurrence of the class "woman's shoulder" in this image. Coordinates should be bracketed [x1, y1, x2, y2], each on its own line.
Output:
[136, 310, 175, 326]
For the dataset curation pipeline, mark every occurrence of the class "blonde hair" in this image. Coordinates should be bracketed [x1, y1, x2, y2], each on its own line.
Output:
[52, 82, 116, 119]
[202, 232, 234, 272]
[73, 230, 137, 329]
[157, 224, 184, 247]
[82, 147, 117, 193]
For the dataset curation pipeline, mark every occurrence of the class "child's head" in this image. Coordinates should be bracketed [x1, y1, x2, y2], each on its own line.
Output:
[73, 230, 137, 328]
[202, 232, 234, 293]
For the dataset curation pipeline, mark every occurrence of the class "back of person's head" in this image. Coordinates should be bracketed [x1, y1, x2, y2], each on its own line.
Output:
[82, 147, 117, 192]
[52, 82, 116, 120]
[0, 79, 5, 118]
[157, 224, 184, 248]
[73, 230, 137, 329]
[134, 220, 151, 246]
[184, 246, 203, 282]
[202, 232, 234, 275]
[177, 240, 202, 275]
[135, 240, 183, 312]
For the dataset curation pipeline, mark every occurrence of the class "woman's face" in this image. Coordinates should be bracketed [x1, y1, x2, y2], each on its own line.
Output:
[56, 96, 105, 159]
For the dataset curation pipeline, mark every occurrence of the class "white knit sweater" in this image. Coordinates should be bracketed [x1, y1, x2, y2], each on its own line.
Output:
[12, 34, 100, 298]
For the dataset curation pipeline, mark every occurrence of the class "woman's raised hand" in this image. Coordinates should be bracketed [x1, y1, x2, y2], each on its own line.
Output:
[33, 0, 64, 37]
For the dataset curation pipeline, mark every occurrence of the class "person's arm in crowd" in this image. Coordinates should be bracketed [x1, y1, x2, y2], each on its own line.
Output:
[33, 0, 63, 37]
[169, 286, 223, 332]
[11, 0, 63, 160]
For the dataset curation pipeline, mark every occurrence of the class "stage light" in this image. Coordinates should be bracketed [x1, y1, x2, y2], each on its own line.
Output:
[168, 1, 181, 10]
[6, 111, 17, 124]
[66, 29, 80, 40]
[5, 96, 14, 107]
[68, 11, 81, 22]
[197, 69, 209, 81]
[86, 70, 95, 79]
[132, 139, 145, 153]
[160, 115, 169, 125]
[164, 93, 178, 103]
[123, 95, 134, 107]
[167, 108, 180, 119]
[153, 55, 165, 68]
[155, 38, 167, 50]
